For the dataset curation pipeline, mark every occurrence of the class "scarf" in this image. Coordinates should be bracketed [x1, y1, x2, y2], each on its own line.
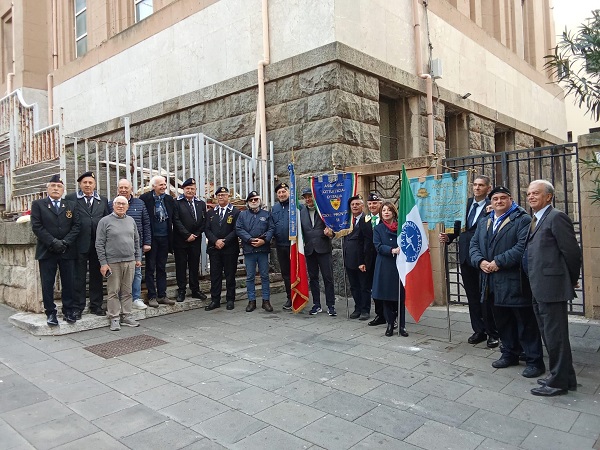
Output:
[492, 201, 518, 233]
[153, 192, 168, 222]
[383, 220, 398, 233]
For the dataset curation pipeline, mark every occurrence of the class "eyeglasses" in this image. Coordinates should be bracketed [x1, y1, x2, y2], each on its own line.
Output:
[248, 198, 260, 202]
[113, 202, 128, 206]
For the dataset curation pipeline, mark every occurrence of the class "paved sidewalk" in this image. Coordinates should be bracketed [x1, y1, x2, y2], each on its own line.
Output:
[1, 294, 599, 450]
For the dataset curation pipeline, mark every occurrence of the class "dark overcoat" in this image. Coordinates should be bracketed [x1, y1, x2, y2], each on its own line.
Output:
[31, 197, 80, 260]
[173, 197, 207, 249]
[64, 192, 109, 253]
[341, 214, 364, 269]
[299, 207, 332, 255]
[204, 205, 240, 255]
[371, 222, 399, 302]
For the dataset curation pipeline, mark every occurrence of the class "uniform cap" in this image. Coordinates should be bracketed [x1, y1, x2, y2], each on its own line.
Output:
[301, 187, 312, 197]
[48, 174, 63, 184]
[246, 191, 260, 202]
[77, 171, 95, 182]
[488, 186, 512, 199]
[182, 178, 196, 188]
[367, 192, 381, 202]
[215, 186, 229, 195]
[275, 182, 289, 192]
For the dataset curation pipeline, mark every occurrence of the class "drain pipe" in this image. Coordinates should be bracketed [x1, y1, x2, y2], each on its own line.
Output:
[255, 0, 270, 204]
[6, 1, 15, 94]
[412, 0, 435, 156]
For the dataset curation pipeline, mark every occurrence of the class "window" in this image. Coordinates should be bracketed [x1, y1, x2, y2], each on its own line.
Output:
[135, 0, 153, 22]
[74, 0, 87, 57]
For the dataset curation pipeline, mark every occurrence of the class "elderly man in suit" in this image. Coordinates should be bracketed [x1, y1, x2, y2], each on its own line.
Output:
[440, 175, 499, 348]
[65, 171, 109, 318]
[31, 175, 81, 326]
[173, 178, 208, 302]
[525, 180, 581, 397]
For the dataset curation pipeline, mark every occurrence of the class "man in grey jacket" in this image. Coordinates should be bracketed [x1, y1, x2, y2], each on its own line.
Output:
[96, 196, 142, 331]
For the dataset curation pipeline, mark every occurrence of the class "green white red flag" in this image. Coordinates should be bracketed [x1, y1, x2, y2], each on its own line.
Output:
[288, 164, 309, 312]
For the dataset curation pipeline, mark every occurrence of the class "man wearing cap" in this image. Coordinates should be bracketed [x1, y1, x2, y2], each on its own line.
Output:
[358, 193, 383, 324]
[109, 179, 152, 310]
[173, 178, 207, 302]
[65, 171, 109, 317]
[271, 182, 292, 309]
[236, 191, 275, 312]
[31, 175, 81, 326]
[204, 187, 240, 310]
[470, 186, 545, 379]
[140, 175, 177, 307]
[440, 175, 499, 348]
[300, 188, 337, 316]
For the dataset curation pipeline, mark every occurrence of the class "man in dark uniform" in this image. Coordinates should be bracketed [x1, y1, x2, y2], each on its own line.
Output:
[173, 178, 207, 302]
[271, 182, 292, 310]
[440, 175, 499, 348]
[31, 175, 81, 326]
[358, 193, 383, 325]
[140, 175, 176, 307]
[204, 186, 240, 311]
[65, 171, 109, 318]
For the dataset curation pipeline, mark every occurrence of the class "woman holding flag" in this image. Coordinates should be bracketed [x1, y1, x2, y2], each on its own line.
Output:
[372, 201, 408, 337]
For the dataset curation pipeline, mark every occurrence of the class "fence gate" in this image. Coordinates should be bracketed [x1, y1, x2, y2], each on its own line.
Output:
[443, 144, 585, 315]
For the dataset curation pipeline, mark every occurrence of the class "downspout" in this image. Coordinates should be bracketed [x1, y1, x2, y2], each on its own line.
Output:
[6, 1, 15, 94]
[412, 0, 435, 156]
[48, 0, 58, 124]
[255, 0, 270, 204]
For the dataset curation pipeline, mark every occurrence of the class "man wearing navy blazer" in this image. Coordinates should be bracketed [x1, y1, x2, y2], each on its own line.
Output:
[31, 175, 81, 326]
[440, 175, 498, 347]
[526, 180, 581, 397]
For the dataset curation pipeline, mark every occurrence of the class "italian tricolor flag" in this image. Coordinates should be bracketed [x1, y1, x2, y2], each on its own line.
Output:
[396, 165, 434, 323]
[289, 164, 309, 313]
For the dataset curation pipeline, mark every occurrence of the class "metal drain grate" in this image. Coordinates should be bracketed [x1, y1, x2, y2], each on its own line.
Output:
[84, 334, 168, 359]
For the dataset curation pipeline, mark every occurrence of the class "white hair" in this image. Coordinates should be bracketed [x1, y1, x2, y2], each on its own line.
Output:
[118, 178, 132, 188]
[529, 179, 555, 196]
[113, 195, 129, 204]
[150, 175, 166, 188]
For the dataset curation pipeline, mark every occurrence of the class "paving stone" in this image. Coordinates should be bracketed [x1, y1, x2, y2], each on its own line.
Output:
[0, 374, 51, 414]
[457, 387, 522, 415]
[295, 414, 372, 450]
[231, 344, 283, 362]
[189, 375, 253, 400]
[0, 363, 15, 378]
[499, 378, 557, 403]
[69, 391, 139, 421]
[274, 342, 318, 358]
[63, 355, 121, 372]
[570, 336, 600, 354]
[51, 430, 129, 449]
[86, 362, 144, 383]
[311, 390, 378, 421]
[162, 365, 219, 387]
[354, 405, 426, 440]
[106, 371, 169, 396]
[25, 367, 91, 389]
[255, 400, 326, 433]
[408, 348, 464, 364]
[405, 421, 484, 450]
[454, 368, 513, 392]
[520, 425, 596, 450]
[475, 438, 521, 450]
[370, 366, 426, 387]
[460, 409, 535, 446]
[231, 425, 312, 450]
[411, 375, 473, 401]
[16, 413, 99, 450]
[133, 383, 197, 410]
[350, 432, 422, 450]
[213, 359, 265, 379]
[295, 361, 346, 383]
[121, 420, 203, 449]
[332, 355, 387, 376]
[0, 417, 36, 450]
[569, 412, 600, 440]
[220, 386, 285, 415]
[92, 404, 168, 438]
[261, 353, 308, 371]
[412, 360, 467, 380]
[243, 367, 297, 391]
[323, 371, 383, 396]
[192, 409, 268, 445]
[1, 398, 73, 431]
[552, 391, 600, 416]
[408, 395, 478, 427]
[188, 351, 238, 369]
[137, 355, 194, 376]
[159, 394, 230, 427]
[363, 382, 427, 410]
[303, 348, 353, 366]
[509, 399, 580, 432]
[274, 379, 335, 405]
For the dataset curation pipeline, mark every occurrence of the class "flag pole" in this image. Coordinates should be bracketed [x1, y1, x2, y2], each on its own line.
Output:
[440, 222, 452, 342]
[340, 237, 350, 319]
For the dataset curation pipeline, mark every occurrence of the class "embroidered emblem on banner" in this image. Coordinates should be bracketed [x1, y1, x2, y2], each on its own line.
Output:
[400, 221, 422, 263]
[330, 198, 341, 210]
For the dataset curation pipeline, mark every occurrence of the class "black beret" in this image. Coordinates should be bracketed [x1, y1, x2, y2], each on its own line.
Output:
[215, 186, 229, 194]
[488, 186, 512, 199]
[182, 178, 196, 188]
[275, 182, 289, 192]
[77, 171, 95, 182]
[348, 194, 362, 206]
[48, 174, 63, 184]
[368, 192, 381, 202]
[246, 191, 260, 202]
[301, 187, 312, 196]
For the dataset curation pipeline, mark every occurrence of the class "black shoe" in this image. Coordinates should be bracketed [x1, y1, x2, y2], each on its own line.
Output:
[205, 301, 221, 311]
[64, 313, 76, 324]
[226, 301, 235, 310]
[519, 352, 527, 361]
[522, 366, 545, 378]
[47, 312, 59, 327]
[349, 311, 361, 319]
[74, 311, 82, 320]
[246, 301, 256, 312]
[530, 386, 568, 397]
[368, 316, 386, 326]
[487, 337, 500, 348]
[90, 309, 106, 316]
[282, 299, 292, 310]
[385, 324, 394, 337]
[359, 313, 370, 321]
[468, 332, 487, 345]
[192, 291, 207, 300]
[537, 378, 577, 391]
[491, 357, 520, 369]
[177, 292, 185, 302]
[262, 300, 273, 312]
[399, 327, 409, 337]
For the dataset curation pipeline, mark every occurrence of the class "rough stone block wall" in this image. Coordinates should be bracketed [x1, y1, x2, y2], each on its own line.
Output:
[468, 114, 495, 155]
[418, 97, 446, 157]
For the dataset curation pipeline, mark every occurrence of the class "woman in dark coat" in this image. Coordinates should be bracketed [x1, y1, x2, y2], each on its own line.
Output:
[371, 202, 408, 337]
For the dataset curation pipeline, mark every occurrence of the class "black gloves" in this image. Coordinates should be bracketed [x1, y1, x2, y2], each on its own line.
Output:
[50, 238, 67, 253]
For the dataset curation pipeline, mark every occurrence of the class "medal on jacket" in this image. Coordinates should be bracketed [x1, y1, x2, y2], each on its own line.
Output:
[66, 210, 73, 218]
[227, 215, 233, 224]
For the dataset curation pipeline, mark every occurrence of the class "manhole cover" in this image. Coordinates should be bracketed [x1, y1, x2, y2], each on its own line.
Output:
[84, 334, 168, 359]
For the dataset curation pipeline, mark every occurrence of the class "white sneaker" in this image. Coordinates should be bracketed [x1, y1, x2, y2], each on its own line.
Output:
[121, 316, 140, 327]
[132, 299, 147, 310]
[110, 318, 121, 331]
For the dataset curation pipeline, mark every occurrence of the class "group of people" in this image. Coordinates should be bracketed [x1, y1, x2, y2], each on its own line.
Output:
[440, 176, 581, 397]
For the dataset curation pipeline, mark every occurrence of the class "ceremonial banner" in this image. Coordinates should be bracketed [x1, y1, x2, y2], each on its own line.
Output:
[397, 165, 435, 323]
[409, 171, 468, 233]
[310, 173, 357, 232]
[288, 164, 309, 313]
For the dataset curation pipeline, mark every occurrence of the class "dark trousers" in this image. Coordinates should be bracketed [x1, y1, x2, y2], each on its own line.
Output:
[276, 246, 291, 300]
[346, 267, 371, 314]
[74, 246, 103, 312]
[306, 251, 335, 307]
[366, 266, 382, 317]
[382, 299, 405, 327]
[461, 262, 498, 338]
[209, 251, 237, 304]
[533, 298, 577, 390]
[174, 244, 201, 293]
[39, 256, 76, 315]
[492, 298, 544, 368]
[145, 235, 169, 299]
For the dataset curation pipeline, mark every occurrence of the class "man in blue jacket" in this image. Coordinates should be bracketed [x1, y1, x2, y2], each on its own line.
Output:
[271, 182, 292, 310]
[236, 191, 275, 312]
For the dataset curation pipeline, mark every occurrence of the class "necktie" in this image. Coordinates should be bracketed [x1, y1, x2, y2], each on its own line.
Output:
[353, 216, 357, 227]
[467, 202, 479, 227]
[530, 215, 537, 231]
[189, 201, 196, 220]
[53, 200, 60, 212]
[372, 215, 378, 229]
[219, 207, 225, 221]
[86, 196, 93, 208]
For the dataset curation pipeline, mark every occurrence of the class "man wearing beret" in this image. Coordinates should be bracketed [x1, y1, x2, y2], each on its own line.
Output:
[31, 175, 81, 326]
[470, 186, 545, 379]
[236, 191, 275, 312]
[271, 182, 292, 309]
[173, 178, 208, 302]
[65, 171, 109, 317]
[204, 187, 240, 310]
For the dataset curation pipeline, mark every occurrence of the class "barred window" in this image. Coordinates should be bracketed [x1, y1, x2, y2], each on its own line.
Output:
[75, 0, 87, 57]
[135, 0, 153, 23]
